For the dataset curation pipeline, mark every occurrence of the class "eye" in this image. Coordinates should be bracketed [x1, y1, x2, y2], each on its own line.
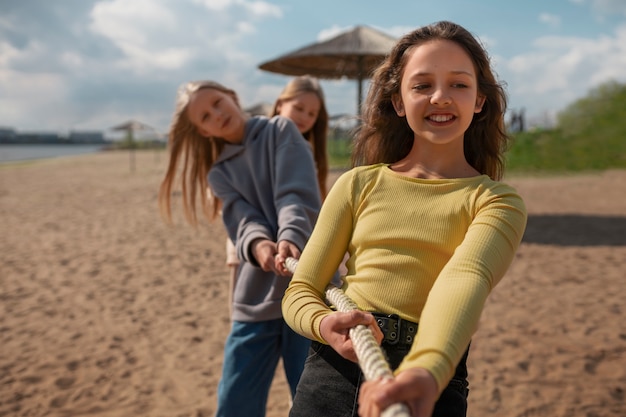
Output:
[412, 84, 430, 91]
[452, 83, 469, 89]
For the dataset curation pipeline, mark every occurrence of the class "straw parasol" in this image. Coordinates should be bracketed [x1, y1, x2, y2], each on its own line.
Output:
[258, 25, 396, 115]
[110, 119, 156, 172]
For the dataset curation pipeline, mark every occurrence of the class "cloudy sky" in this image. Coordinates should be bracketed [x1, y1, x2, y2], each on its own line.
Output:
[1, 0, 625, 136]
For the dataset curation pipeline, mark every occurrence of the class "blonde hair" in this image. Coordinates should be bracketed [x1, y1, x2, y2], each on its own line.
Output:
[271, 75, 329, 198]
[159, 80, 242, 224]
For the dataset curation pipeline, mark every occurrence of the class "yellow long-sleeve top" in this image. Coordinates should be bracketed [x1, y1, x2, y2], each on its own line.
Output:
[282, 163, 527, 391]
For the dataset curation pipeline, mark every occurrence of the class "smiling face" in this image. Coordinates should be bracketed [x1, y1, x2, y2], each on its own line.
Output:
[392, 39, 485, 148]
[276, 91, 321, 135]
[186, 87, 247, 144]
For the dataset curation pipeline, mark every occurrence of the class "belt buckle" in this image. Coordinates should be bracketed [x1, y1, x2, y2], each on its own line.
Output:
[376, 313, 401, 345]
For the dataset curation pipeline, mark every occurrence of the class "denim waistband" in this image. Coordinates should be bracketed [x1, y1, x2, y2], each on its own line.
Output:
[310, 340, 470, 398]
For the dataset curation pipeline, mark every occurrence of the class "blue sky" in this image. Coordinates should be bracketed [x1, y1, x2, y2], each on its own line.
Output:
[1, 0, 625, 136]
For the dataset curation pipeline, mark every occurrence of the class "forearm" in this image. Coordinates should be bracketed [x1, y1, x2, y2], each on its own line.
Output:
[398, 193, 527, 391]
[282, 173, 354, 340]
[282, 280, 333, 342]
[282, 228, 349, 341]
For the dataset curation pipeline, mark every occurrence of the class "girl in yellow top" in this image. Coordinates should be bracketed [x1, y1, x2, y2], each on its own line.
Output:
[281, 21, 527, 417]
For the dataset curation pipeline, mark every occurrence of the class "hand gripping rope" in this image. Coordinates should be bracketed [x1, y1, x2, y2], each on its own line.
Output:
[284, 257, 411, 417]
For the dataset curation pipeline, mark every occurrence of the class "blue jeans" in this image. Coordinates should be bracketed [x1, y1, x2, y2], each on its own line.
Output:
[215, 318, 311, 417]
[290, 341, 470, 417]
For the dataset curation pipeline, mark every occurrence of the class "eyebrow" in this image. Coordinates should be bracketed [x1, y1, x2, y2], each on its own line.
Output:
[410, 70, 474, 77]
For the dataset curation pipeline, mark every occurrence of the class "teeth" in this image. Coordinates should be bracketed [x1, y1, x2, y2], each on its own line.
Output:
[429, 114, 453, 122]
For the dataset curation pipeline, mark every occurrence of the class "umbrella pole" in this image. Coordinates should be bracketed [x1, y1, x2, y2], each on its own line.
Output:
[357, 55, 364, 117]
[129, 132, 135, 173]
[357, 76, 363, 117]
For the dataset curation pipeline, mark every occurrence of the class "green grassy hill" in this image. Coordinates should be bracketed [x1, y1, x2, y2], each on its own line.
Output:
[506, 80, 626, 173]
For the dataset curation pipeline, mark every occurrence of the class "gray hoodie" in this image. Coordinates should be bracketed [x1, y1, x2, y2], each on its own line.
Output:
[208, 115, 322, 322]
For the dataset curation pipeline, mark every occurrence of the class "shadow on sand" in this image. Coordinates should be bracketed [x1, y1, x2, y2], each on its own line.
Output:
[522, 214, 626, 246]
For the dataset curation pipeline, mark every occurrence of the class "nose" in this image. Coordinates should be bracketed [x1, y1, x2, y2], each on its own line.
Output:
[430, 86, 452, 106]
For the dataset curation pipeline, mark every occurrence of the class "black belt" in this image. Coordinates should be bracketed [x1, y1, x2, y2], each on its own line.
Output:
[371, 313, 418, 346]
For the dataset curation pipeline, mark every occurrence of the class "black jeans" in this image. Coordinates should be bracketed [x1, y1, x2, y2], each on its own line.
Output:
[289, 340, 469, 417]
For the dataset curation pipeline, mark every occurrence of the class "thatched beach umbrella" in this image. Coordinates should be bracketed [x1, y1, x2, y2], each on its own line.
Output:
[258, 25, 396, 116]
[111, 119, 154, 133]
[110, 119, 155, 172]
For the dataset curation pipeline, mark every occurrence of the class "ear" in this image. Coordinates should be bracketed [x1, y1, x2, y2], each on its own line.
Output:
[391, 93, 405, 117]
[474, 95, 486, 113]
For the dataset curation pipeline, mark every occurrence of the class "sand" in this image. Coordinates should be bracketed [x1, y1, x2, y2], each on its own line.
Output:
[1, 150, 624, 417]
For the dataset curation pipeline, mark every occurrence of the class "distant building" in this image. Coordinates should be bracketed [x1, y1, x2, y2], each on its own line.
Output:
[68, 131, 106, 144]
[0, 128, 108, 144]
[14, 132, 62, 144]
[0, 128, 17, 143]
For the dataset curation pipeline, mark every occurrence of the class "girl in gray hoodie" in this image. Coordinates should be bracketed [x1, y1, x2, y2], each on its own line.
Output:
[159, 80, 321, 417]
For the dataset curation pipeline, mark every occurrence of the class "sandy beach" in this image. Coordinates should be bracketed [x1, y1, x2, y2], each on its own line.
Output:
[1, 150, 625, 417]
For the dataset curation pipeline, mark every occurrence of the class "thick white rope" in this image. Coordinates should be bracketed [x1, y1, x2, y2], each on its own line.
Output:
[284, 257, 411, 417]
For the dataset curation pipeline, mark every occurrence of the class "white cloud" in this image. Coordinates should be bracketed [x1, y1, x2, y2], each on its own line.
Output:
[0, 70, 68, 130]
[539, 13, 561, 28]
[589, 24, 626, 83]
[60, 51, 85, 69]
[0, 15, 15, 32]
[317, 25, 349, 41]
[193, 0, 282, 17]
[86, 0, 283, 78]
[386, 26, 414, 38]
[194, 0, 233, 11]
[242, 0, 282, 18]
[89, 0, 185, 72]
[571, 0, 626, 17]
[503, 22, 626, 119]
[590, 0, 626, 15]
[237, 21, 256, 34]
[0, 0, 278, 130]
[0, 40, 19, 66]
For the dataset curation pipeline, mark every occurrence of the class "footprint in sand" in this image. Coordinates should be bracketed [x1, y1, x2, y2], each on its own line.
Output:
[55, 376, 76, 390]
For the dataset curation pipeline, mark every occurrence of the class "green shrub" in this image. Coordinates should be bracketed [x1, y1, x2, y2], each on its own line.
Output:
[506, 80, 626, 173]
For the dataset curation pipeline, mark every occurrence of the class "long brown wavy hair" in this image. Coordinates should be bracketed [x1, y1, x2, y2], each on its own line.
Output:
[352, 21, 510, 180]
[271, 75, 329, 198]
[158, 80, 241, 225]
